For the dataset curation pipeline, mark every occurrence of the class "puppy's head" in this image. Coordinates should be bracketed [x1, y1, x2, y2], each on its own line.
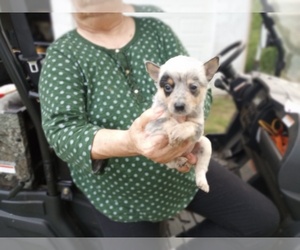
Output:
[145, 55, 219, 117]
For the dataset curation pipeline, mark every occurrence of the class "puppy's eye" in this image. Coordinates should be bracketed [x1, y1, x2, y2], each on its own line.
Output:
[189, 84, 198, 92]
[164, 84, 173, 93]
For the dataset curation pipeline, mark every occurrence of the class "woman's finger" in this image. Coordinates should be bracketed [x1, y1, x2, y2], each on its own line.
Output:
[185, 153, 198, 165]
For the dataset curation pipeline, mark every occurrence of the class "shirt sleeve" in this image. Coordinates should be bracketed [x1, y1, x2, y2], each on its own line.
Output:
[39, 46, 100, 171]
[155, 19, 213, 118]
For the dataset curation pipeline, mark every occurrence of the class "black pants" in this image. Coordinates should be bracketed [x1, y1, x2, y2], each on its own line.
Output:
[94, 160, 280, 237]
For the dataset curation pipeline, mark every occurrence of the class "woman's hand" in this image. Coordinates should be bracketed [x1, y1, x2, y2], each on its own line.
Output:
[127, 108, 198, 167]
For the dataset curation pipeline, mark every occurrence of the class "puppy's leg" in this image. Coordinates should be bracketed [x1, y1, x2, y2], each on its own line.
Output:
[168, 122, 202, 146]
[193, 136, 211, 193]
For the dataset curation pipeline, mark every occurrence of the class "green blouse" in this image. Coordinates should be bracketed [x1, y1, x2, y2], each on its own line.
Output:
[39, 17, 212, 222]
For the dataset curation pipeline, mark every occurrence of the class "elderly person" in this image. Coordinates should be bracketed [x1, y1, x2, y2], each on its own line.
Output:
[39, 0, 280, 237]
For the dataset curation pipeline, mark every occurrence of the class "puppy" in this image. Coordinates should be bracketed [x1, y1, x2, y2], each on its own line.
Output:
[145, 55, 219, 193]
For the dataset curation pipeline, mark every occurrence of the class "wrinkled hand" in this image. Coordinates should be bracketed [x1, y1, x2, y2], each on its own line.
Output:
[128, 108, 198, 169]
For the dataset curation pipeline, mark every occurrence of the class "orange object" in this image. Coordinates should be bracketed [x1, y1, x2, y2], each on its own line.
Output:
[258, 118, 288, 156]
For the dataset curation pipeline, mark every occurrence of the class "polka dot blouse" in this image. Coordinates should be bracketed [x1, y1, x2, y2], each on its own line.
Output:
[39, 17, 212, 222]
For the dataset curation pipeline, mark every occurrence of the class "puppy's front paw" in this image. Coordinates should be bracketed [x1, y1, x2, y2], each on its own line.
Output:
[169, 125, 193, 146]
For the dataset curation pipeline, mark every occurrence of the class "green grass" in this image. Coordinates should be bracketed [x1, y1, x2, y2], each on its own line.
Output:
[205, 95, 236, 134]
[245, 4, 278, 75]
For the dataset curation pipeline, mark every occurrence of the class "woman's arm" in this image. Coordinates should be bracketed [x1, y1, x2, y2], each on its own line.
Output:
[91, 108, 195, 165]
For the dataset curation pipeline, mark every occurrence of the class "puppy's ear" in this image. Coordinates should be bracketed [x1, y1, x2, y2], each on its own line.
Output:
[204, 56, 219, 81]
[145, 61, 160, 82]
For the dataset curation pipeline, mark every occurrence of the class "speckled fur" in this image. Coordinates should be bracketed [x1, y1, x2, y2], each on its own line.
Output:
[145, 55, 219, 192]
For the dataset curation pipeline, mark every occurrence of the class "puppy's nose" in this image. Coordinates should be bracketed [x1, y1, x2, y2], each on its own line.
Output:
[174, 102, 185, 112]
